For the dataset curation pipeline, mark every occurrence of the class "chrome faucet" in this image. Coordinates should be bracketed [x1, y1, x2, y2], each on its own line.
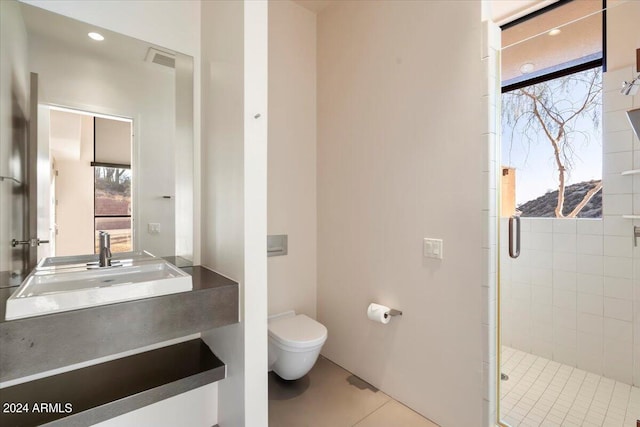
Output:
[99, 231, 112, 267]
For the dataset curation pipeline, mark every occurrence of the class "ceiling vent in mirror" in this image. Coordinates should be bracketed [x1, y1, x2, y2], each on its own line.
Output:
[145, 47, 176, 69]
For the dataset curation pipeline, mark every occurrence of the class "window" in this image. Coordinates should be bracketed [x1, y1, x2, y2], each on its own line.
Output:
[94, 166, 132, 253]
[500, 0, 604, 218]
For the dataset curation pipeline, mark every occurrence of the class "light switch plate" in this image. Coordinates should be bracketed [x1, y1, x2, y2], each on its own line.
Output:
[423, 238, 443, 259]
[148, 223, 161, 234]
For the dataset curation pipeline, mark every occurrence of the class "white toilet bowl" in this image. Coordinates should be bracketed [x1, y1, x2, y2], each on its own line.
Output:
[268, 311, 328, 380]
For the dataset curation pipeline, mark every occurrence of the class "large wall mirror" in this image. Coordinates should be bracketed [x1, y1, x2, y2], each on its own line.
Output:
[0, 2, 194, 275]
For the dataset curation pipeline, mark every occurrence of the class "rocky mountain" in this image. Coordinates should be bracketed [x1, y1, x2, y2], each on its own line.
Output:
[518, 180, 602, 218]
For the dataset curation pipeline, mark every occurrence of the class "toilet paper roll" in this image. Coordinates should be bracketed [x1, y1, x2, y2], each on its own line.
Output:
[367, 303, 391, 324]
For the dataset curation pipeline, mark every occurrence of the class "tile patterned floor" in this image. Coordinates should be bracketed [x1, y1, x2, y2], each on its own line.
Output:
[500, 346, 640, 427]
[268, 355, 438, 427]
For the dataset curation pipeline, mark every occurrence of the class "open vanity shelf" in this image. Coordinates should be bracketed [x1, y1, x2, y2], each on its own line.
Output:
[0, 339, 225, 426]
[0, 339, 226, 426]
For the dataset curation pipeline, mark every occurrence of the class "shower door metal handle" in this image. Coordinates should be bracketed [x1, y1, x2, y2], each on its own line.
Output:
[508, 215, 521, 259]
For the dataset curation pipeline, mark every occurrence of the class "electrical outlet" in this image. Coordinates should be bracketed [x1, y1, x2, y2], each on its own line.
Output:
[423, 238, 443, 259]
[148, 223, 161, 234]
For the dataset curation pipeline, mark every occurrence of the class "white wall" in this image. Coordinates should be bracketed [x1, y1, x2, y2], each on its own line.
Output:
[0, 0, 29, 272]
[22, 0, 200, 58]
[200, 1, 245, 424]
[53, 113, 95, 256]
[267, 0, 317, 318]
[200, 1, 268, 426]
[316, 2, 485, 426]
[500, 0, 640, 387]
[243, 4, 269, 424]
[92, 383, 218, 427]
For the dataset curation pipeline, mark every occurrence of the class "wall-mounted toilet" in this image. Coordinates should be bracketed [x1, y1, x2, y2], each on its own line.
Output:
[268, 311, 328, 380]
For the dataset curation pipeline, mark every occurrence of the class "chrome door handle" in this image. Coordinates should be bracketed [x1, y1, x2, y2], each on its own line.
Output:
[11, 239, 30, 247]
[508, 215, 521, 259]
[11, 238, 50, 247]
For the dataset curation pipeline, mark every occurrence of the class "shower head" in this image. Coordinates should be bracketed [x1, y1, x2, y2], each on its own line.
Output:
[621, 74, 640, 96]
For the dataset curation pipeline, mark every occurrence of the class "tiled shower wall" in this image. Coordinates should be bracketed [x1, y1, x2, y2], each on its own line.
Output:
[501, 66, 640, 386]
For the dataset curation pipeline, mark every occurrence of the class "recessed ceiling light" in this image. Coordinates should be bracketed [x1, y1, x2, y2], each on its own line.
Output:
[88, 32, 104, 41]
[548, 28, 561, 36]
[520, 63, 535, 74]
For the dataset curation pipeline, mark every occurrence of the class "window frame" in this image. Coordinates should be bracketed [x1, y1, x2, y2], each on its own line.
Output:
[500, 0, 607, 94]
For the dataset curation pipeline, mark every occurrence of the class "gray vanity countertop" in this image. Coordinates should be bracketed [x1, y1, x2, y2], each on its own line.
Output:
[0, 266, 239, 382]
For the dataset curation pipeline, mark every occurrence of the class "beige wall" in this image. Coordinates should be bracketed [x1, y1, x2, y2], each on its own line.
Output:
[606, 0, 640, 72]
[316, 2, 485, 426]
[267, 0, 317, 318]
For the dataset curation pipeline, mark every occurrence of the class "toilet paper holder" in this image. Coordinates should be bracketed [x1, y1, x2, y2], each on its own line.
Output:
[386, 309, 403, 318]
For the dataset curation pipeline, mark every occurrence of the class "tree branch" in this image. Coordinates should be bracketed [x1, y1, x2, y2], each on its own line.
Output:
[567, 181, 603, 218]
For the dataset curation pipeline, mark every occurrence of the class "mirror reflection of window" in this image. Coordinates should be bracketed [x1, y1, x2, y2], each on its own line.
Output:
[91, 117, 133, 254]
[94, 167, 132, 253]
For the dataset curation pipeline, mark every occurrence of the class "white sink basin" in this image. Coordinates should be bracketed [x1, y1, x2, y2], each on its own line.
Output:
[5, 259, 192, 320]
[35, 251, 157, 271]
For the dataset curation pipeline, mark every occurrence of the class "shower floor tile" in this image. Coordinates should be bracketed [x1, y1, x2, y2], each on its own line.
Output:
[269, 355, 438, 427]
[500, 346, 640, 427]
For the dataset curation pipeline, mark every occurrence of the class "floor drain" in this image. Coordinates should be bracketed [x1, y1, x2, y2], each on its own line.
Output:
[501, 373, 509, 381]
